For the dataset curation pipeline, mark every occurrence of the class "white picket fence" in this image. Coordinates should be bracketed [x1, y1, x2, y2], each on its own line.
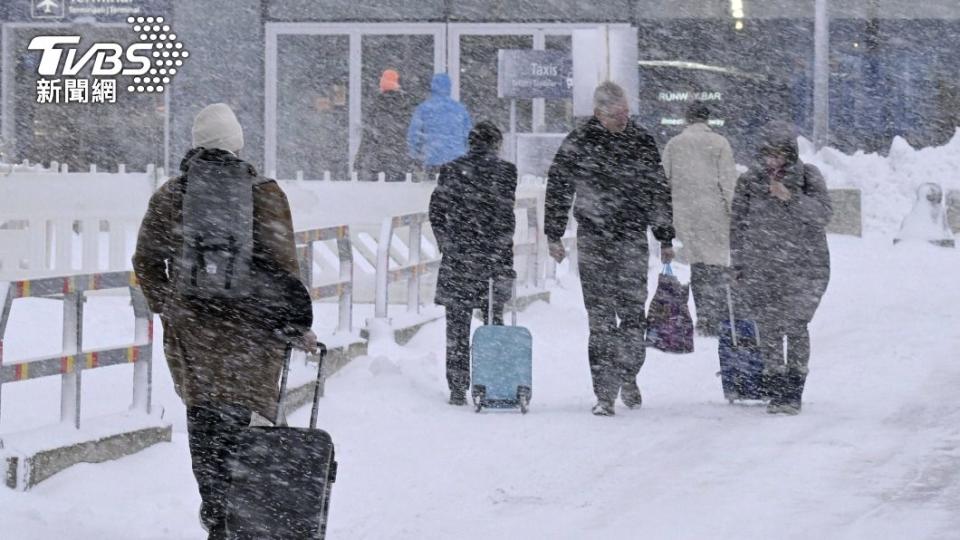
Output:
[0, 167, 561, 313]
[0, 165, 163, 281]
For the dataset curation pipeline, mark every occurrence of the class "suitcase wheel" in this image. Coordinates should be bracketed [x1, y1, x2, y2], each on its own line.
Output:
[472, 385, 486, 413]
[517, 386, 531, 414]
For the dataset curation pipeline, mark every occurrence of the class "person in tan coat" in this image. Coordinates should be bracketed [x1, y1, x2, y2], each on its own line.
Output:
[133, 103, 315, 539]
[661, 101, 739, 336]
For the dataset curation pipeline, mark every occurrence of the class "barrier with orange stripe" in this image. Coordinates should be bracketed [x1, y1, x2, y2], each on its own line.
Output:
[296, 225, 354, 333]
[374, 212, 441, 319]
[0, 271, 153, 429]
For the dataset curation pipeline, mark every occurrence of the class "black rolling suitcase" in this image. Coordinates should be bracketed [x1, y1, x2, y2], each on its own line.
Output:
[225, 341, 337, 539]
[718, 285, 765, 402]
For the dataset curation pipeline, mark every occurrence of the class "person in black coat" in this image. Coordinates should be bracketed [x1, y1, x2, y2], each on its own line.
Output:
[355, 69, 414, 182]
[731, 121, 833, 415]
[545, 82, 675, 416]
[429, 121, 518, 405]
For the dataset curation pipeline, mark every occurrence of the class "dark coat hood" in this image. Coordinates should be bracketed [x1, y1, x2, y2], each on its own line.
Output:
[757, 121, 800, 164]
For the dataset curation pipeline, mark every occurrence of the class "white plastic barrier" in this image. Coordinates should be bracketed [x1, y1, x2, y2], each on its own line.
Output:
[295, 225, 354, 332]
[279, 179, 436, 232]
[0, 271, 167, 490]
[0, 271, 154, 429]
[0, 166, 161, 281]
[374, 213, 442, 319]
[514, 197, 543, 288]
[272, 169, 427, 183]
[0, 160, 51, 175]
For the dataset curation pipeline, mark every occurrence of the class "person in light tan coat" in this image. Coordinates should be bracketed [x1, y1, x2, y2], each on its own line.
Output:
[661, 101, 739, 336]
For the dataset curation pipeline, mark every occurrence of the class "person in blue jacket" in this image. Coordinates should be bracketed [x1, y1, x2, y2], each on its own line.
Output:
[407, 73, 473, 173]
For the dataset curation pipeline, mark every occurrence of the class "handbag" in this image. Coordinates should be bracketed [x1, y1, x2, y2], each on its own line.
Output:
[645, 264, 695, 354]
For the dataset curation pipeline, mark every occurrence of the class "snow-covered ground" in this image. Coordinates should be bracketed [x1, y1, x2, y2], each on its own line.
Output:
[1, 234, 958, 539]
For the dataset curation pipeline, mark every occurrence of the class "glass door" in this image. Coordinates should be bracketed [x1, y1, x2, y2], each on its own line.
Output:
[266, 23, 444, 180]
[275, 33, 350, 179]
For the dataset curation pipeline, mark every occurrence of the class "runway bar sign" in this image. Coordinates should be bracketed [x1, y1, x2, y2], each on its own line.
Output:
[498, 50, 573, 100]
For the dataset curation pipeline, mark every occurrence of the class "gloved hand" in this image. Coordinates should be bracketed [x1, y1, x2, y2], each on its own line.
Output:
[276, 326, 319, 354]
[548, 240, 566, 263]
[660, 245, 675, 264]
[727, 267, 744, 286]
[298, 329, 319, 354]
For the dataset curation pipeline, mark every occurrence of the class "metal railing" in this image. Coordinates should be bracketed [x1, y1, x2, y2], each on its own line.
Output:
[0, 271, 153, 429]
[374, 213, 441, 319]
[295, 225, 354, 333]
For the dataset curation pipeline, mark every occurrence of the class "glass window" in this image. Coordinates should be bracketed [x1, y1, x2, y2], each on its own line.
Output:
[360, 34, 435, 128]
[544, 34, 574, 133]
[636, 18, 812, 162]
[276, 34, 350, 179]
[459, 34, 534, 135]
[12, 26, 165, 171]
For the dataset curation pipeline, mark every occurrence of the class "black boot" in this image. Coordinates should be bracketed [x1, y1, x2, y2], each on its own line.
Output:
[619, 381, 643, 409]
[765, 370, 790, 414]
[592, 399, 616, 416]
[449, 390, 467, 406]
[761, 369, 781, 404]
[781, 369, 807, 415]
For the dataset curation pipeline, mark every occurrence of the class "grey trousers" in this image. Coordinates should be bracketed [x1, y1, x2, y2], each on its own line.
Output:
[577, 231, 649, 402]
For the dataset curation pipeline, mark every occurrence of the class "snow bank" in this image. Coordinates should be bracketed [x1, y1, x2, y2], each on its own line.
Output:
[799, 129, 960, 235]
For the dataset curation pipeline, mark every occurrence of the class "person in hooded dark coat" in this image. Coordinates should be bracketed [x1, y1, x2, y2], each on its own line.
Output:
[429, 121, 517, 405]
[355, 69, 415, 182]
[730, 121, 833, 415]
[408, 73, 473, 172]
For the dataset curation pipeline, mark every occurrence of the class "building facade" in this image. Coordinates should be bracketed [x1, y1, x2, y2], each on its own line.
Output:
[1, 0, 958, 174]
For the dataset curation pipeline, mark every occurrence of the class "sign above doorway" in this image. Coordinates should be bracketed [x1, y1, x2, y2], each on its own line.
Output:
[5, 0, 172, 23]
[497, 49, 573, 99]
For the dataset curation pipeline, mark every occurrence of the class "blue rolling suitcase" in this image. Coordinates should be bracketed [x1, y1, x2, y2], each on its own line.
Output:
[718, 285, 765, 402]
[471, 280, 533, 413]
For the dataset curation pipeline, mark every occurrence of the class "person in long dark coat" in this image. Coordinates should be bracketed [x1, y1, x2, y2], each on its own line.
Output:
[545, 82, 675, 416]
[730, 121, 833, 415]
[429, 121, 517, 405]
[355, 69, 414, 182]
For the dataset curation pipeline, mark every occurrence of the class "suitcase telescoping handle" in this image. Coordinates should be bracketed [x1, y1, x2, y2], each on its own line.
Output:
[487, 278, 518, 326]
[725, 284, 738, 348]
[487, 279, 494, 325]
[274, 327, 328, 429]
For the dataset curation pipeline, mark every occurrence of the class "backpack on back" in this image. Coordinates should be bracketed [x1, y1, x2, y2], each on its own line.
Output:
[176, 155, 258, 305]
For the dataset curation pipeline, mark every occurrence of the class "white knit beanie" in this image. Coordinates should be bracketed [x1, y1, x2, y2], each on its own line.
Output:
[192, 103, 244, 152]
